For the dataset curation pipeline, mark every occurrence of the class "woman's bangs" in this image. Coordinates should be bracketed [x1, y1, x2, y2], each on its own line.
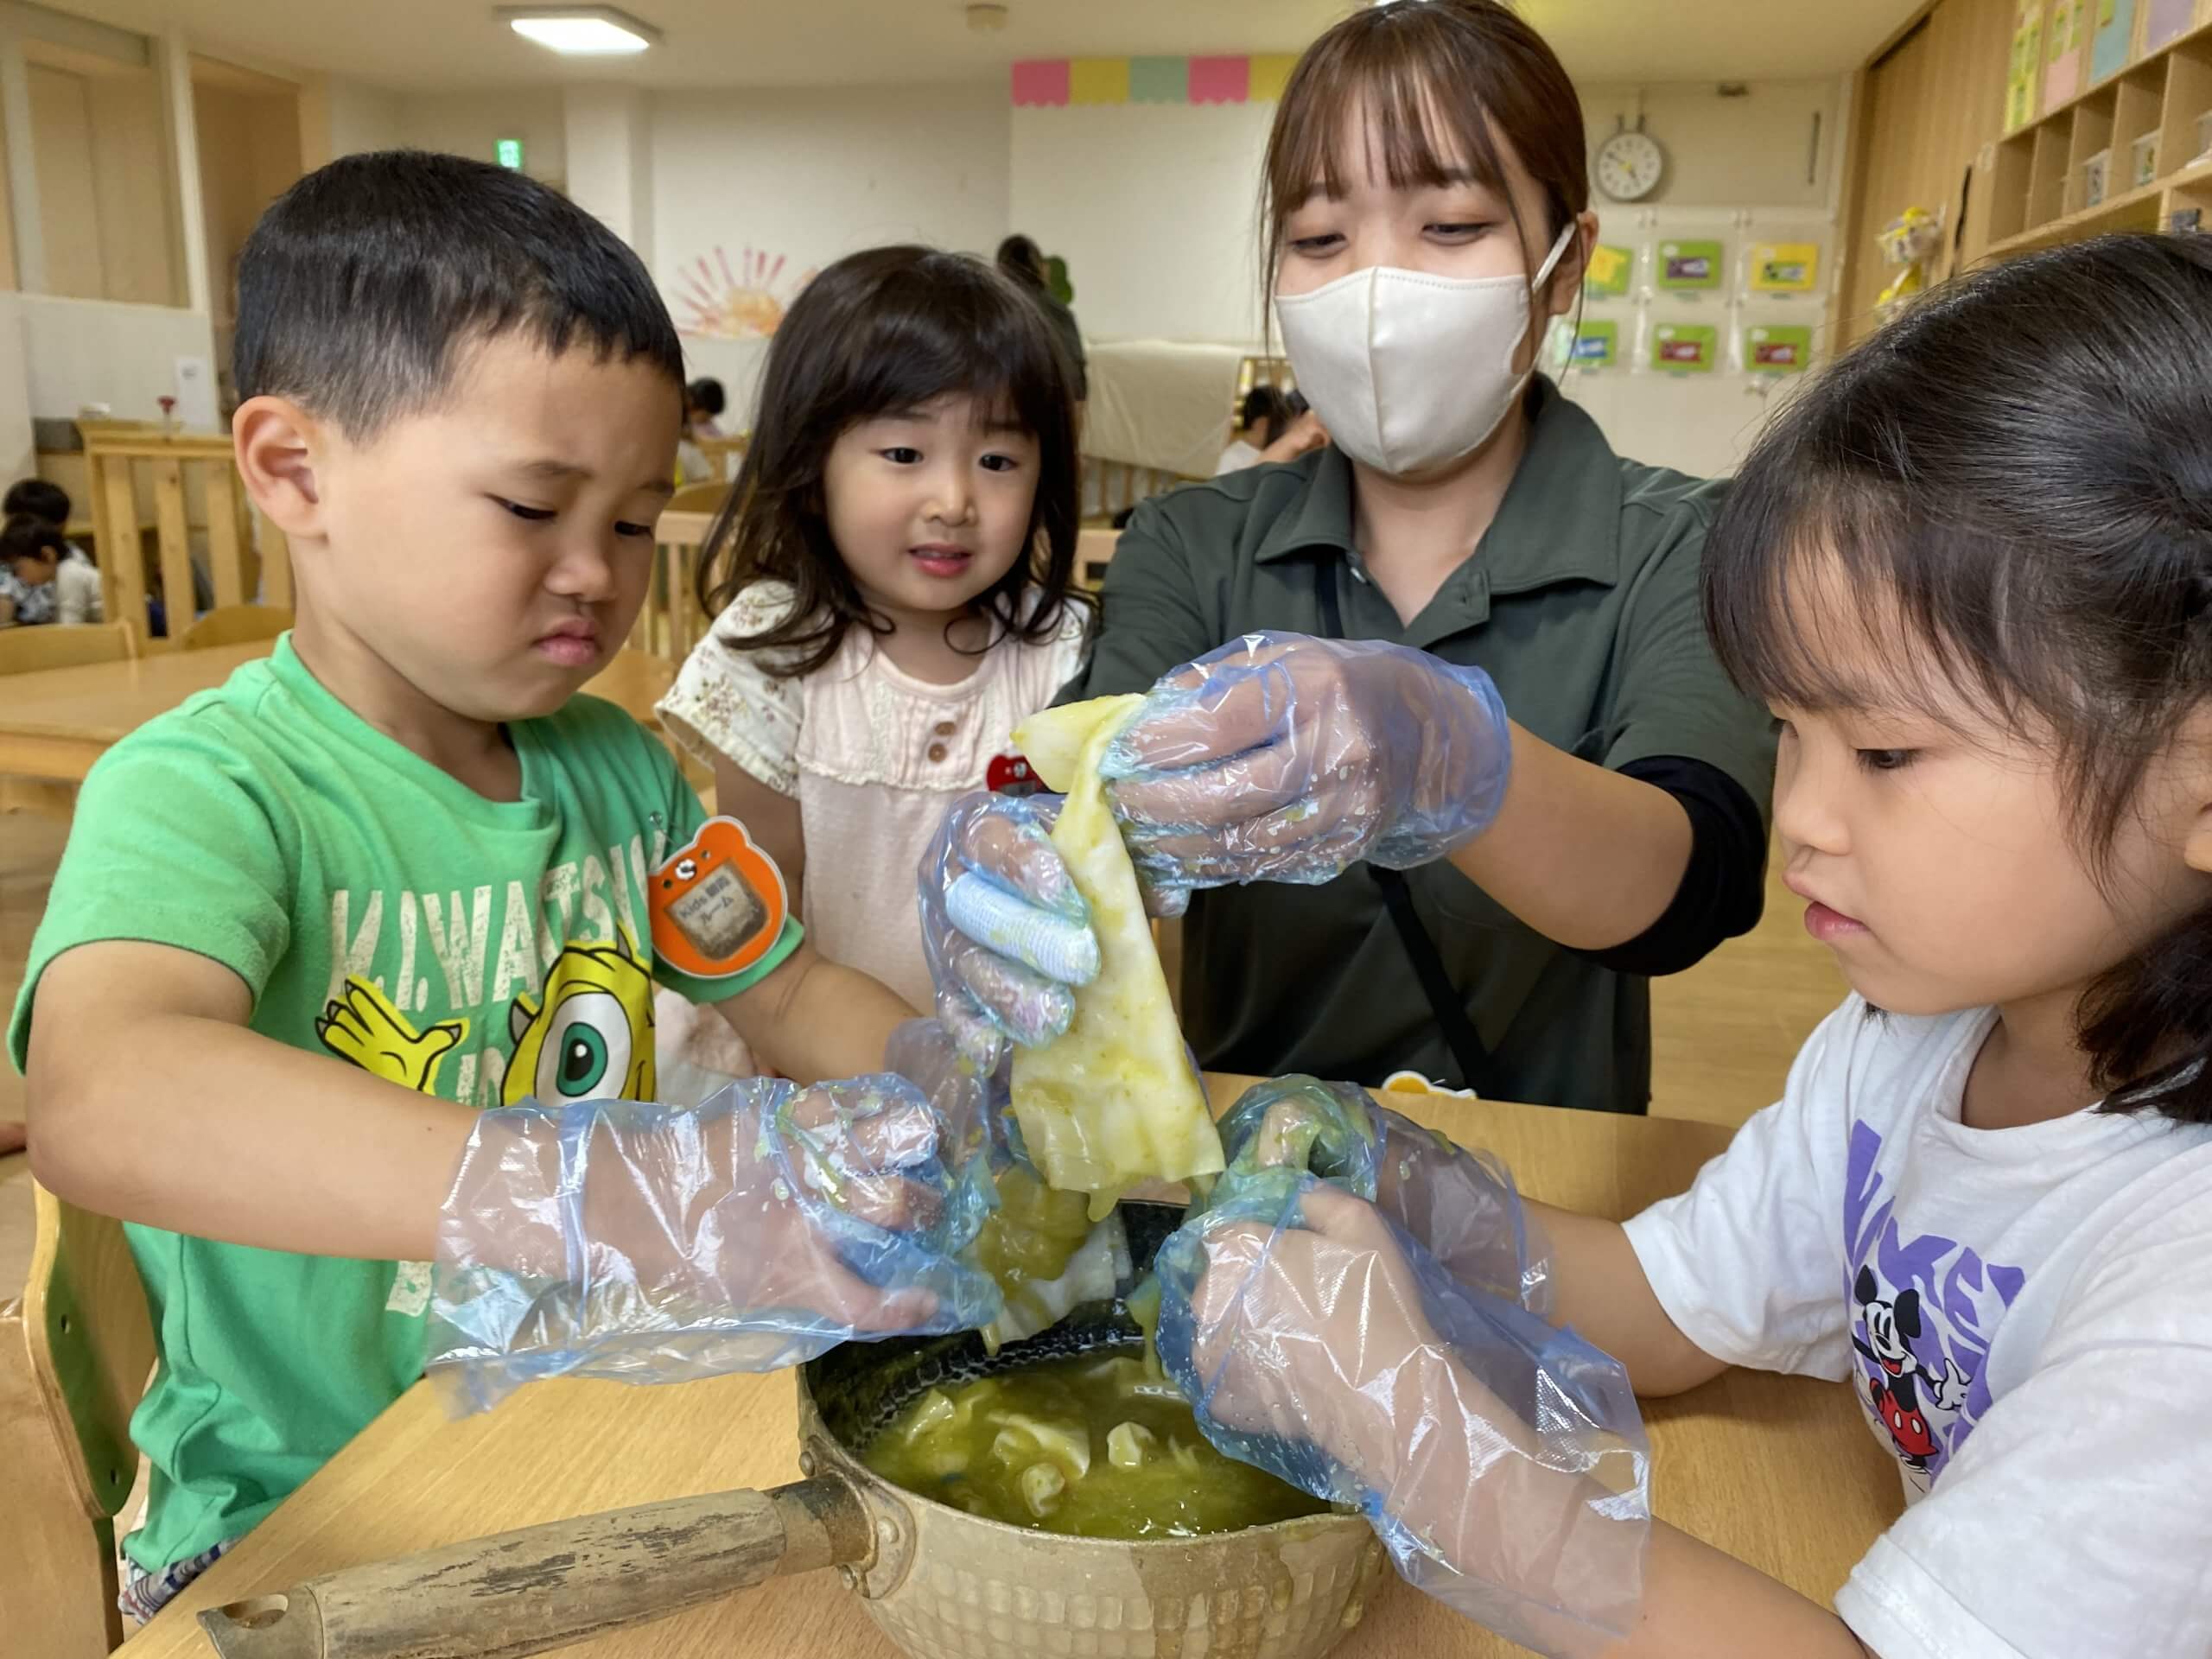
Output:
[1268, 36, 1510, 221]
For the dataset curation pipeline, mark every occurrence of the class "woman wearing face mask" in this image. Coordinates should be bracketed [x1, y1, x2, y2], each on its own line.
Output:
[923, 0, 1776, 1115]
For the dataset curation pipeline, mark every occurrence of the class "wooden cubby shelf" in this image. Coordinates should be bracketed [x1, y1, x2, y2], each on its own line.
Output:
[1989, 11, 2212, 255]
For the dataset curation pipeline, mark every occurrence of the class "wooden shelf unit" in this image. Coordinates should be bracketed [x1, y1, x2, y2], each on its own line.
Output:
[1989, 15, 2212, 255]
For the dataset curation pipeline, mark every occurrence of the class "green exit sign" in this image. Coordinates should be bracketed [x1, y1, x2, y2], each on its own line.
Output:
[496, 137, 524, 170]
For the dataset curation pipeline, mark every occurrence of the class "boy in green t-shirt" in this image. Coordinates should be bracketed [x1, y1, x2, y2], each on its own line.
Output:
[10, 152, 973, 1621]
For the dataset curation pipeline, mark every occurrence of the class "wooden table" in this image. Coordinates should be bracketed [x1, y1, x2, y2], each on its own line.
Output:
[128, 1078, 1902, 1659]
[0, 645, 677, 785]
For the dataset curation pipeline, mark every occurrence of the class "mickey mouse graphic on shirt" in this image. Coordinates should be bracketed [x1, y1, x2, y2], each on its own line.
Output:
[1844, 1118, 2029, 1493]
[1852, 1264, 1972, 1472]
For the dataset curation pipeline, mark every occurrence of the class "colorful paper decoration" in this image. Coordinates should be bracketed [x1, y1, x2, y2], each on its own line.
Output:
[1650, 322, 1719, 374]
[1189, 55, 1249, 104]
[2005, 0, 2043, 133]
[2091, 0, 2135, 82]
[1250, 54, 1298, 101]
[1012, 59, 1071, 107]
[1745, 323, 1814, 374]
[2145, 0, 2194, 52]
[1749, 241, 1821, 294]
[1070, 58, 1130, 105]
[1011, 54, 1301, 106]
[1130, 57, 1185, 103]
[2043, 0, 2082, 111]
[1656, 238, 1725, 291]
[1584, 243, 1633, 299]
[1569, 320, 1619, 368]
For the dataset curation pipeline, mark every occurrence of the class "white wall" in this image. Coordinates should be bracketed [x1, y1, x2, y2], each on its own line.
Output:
[652, 81, 1009, 417]
[1006, 78, 1845, 350]
[565, 85, 651, 256]
[394, 90, 565, 185]
[8, 291, 216, 419]
[326, 75, 398, 158]
[1579, 80, 1840, 210]
[1011, 101, 1272, 346]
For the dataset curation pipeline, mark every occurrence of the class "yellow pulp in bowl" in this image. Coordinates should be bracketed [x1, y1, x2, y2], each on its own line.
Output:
[862, 1351, 1332, 1540]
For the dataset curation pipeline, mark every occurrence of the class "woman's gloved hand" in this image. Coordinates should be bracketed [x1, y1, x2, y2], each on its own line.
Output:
[428, 1070, 1001, 1412]
[918, 633, 1511, 1064]
[1154, 1175, 1648, 1659]
[1101, 631, 1513, 898]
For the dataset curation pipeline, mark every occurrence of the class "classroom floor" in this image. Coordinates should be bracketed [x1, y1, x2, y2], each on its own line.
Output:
[0, 820, 1842, 1300]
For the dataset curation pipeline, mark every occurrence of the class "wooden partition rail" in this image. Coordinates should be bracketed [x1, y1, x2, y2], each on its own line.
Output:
[637, 508, 715, 663]
[80, 426, 291, 649]
[1085, 460, 1203, 524]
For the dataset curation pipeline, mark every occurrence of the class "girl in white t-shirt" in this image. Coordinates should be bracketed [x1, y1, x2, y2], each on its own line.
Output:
[658, 245, 1090, 1083]
[1159, 232, 2212, 1659]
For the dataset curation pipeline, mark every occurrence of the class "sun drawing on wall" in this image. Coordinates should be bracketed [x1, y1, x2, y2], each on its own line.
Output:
[673, 247, 812, 340]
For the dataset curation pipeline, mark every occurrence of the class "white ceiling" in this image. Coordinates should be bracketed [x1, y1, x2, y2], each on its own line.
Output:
[58, 0, 1925, 93]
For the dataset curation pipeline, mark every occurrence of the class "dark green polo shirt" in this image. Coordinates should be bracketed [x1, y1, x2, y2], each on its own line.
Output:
[1065, 378, 1776, 1113]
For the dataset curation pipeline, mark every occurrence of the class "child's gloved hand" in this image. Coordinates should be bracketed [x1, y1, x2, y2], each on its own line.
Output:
[1100, 631, 1513, 897]
[427, 1070, 1001, 1412]
[1154, 1175, 1648, 1659]
[919, 790, 1099, 1064]
[1216, 1075, 1550, 1313]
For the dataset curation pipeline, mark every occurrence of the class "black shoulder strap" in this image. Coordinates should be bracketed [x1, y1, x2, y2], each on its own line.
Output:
[1313, 562, 1497, 1096]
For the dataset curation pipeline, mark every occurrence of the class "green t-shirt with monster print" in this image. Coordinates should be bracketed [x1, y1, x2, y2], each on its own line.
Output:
[8, 637, 799, 1575]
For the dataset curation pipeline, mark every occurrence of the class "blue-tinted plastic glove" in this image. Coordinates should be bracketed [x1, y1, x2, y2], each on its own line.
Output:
[1154, 1173, 1649, 1659]
[428, 1072, 1002, 1413]
[918, 790, 1103, 1063]
[884, 1016, 1134, 1350]
[1101, 631, 1512, 897]
[1217, 1075, 1550, 1314]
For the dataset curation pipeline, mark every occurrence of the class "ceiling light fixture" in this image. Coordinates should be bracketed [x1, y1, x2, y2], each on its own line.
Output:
[499, 6, 662, 55]
[966, 3, 1009, 32]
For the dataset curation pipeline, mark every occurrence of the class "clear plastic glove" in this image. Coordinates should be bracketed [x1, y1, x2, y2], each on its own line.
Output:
[917, 634, 1508, 1059]
[428, 1071, 1002, 1413]
[885, 1018, 1131, 1351]
[1216, 1075, 1549, 1314]
[1154, 1173, 1649, 1658]
[919, 790, 1098, 1061]
[1101, 631, 1512, 896]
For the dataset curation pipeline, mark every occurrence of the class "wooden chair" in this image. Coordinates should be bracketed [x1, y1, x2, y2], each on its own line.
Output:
[1076, 526, 1120, 589]
[175, 603, 292, 652]
[696, 433, 748, 481]
[667, 480, 730, 515]
[3, 1183, 156, 1655]
[0, 621, 137, 676]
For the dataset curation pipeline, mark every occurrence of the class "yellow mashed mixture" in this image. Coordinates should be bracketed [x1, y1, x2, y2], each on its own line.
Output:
[862, 1351, 1331, 1540]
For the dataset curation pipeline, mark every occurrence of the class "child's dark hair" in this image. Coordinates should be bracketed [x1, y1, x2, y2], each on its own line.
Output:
[4, 479, 69, 526]
[1705, 232, 2212, 1125]
[687, 377, 727, 419]
[1239, 385, 1290, 447]
[995, 234, 1047, 290]
[0, 512, 64, 569]
[234, 149, 683, 439]
[696, 244, 1089, 678]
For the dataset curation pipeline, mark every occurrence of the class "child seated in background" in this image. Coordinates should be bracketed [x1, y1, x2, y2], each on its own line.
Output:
[677, 374, 727, 485]
[1212, 385, 1327, 476]
[4, 477, 101, 621]
[16, 149, 945, 1622]
[0, 512, 62, 624]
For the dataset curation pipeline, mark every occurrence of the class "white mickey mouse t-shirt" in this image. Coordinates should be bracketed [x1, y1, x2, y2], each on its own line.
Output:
[1624, 995, 2212, 1659]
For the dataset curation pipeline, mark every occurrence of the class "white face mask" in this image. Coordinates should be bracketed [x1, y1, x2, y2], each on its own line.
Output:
[1274, 223, 1576, 478]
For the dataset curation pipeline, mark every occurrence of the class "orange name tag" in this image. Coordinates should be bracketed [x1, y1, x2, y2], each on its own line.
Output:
[649, 817, 790, 979]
